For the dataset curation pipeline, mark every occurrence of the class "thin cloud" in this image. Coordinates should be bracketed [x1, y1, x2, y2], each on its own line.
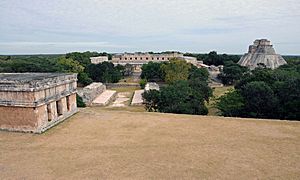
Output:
[0, 0, 299, 54]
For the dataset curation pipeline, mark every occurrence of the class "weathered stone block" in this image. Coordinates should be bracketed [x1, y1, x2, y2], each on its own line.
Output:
[77, 83, 106, 105]
[0, 73, 78, 133]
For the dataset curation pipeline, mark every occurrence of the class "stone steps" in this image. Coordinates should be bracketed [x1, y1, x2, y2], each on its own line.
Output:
[131, 90, 144, 106]
[92, 90, 117, 106]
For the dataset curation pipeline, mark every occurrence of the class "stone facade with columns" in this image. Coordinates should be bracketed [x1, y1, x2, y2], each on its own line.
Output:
[0, 73, 78, 133]
[91, 52, 198, 72]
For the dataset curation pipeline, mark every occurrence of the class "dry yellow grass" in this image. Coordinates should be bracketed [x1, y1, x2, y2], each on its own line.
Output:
[0, 108, 299, 179]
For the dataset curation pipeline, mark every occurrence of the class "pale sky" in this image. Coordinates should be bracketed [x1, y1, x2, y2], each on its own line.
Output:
[0, 0, 300, 55]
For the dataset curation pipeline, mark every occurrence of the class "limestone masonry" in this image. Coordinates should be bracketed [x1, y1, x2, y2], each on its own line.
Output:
[90, 56, 108, 64]
[77, 82, 106, 105]
[91, 52, 198, 72]
[238, 39, 287, 70]
[0, 73, 78, 133]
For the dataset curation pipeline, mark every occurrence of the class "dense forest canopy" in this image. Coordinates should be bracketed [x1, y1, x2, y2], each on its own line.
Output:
[0, 52, 125, 86]
[216, 59, 300, 120]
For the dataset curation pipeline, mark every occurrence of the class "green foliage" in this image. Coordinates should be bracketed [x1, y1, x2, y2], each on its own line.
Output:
[123, 63, 134, 76]
[184, 51, 240, 66]
[158, 80, 208, 115]
[0, 56, 61, 73]
[78, 72, 93, 86]
[141, 62, 165, 81]
[141, 62, 212, 115]
[217, 61, 300, 120]
[241, 81, 279, 118]
[188, 66, 212, 102]
[218, 61, 249, 85]
[142, 90, 160, 112]
[0, 52, 123, 86]
[76, 94, 86, 107]
[188, 79, 212, 103]
[57, 57, 84, 73]
[161, 59, 191, 84]
[216, 90, 245, 117]
[272, 77, 300, 119]
[139, 79, 147, 89]
[86, 62, 122, 83]
[66, 51, 101, 67]
[189, 65, 209, 82]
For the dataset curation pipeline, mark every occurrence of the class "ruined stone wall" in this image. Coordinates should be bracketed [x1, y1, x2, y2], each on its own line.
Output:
[0, 93, 77, 133]
[0, 106, 38, 132]
[77, 83, 106, 105]
[238, 39, 287, 70]
[112, 53, 184, 61]
[0, 81, 77, 107]
[0, 73, 78, 133]
[39, 93, 77, 133]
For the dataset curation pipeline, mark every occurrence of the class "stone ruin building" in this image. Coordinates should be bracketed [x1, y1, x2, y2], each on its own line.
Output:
[0, 73, 78, 133]
[77, 82, 116, 106]
[91, 52, 198, 72]
[90, 56, 108, 64]
[238, 39, 287, 70]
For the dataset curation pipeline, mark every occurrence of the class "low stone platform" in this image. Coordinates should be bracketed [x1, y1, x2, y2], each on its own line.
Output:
[77, 83, 106, 106]
[111, 92, 131, 107]
[92, 90, 117, 106]
[131, 90, 144, 106]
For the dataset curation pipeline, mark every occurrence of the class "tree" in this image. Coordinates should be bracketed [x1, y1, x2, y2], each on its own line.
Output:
[217, 60, 300, 120]
[188, 79, 212, 103]
[216, 90, 245, 117]
[139, 79, 147, 89]
[66, 51, 101, 67]
[76, 94, 86, 107]
[235, 68, 275, 89]
[189, 65, 209, 82]
[142, 90, 160, 112]
[123, 63, 134, 76]
[218, 61, 249, 85]
[188, 66, 212, 102]
[272, 76, 300, 120]
[140, 62, 164, 81]
[86, 62, 122, 83]
[57, 57, 84, 73]
[161, 59, 191, 84]
[158, 81, 208, 115]
[241, 81, 279, 118]
[204, 51, 221, 65]
[77, 72, 93, 86]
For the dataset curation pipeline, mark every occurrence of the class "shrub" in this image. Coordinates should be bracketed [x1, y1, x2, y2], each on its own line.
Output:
[76, 94, 86, 107]
[139, 79, 147, 89]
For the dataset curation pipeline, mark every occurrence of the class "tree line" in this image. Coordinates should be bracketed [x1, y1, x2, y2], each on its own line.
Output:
[216, 59, 300, 120]
[0, 52, 130, 86]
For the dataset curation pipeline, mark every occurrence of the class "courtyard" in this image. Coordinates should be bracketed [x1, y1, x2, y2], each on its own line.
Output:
[0, 108, 299, 179]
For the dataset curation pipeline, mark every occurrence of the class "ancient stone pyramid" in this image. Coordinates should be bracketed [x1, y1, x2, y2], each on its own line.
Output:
[238, 39, 287, 70]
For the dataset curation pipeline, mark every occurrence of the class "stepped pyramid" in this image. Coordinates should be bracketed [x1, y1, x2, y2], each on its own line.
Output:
[238, 39, 287, 70]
